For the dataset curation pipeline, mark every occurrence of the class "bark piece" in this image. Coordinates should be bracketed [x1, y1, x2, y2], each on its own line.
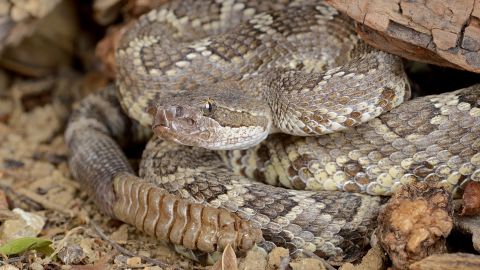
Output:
[409, 253, 480, 270]
[376, 182, 453, 270]
[326, 0, 480, 73]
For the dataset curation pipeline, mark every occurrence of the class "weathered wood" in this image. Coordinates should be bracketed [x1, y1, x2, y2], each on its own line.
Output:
[326, 0, 480, 73]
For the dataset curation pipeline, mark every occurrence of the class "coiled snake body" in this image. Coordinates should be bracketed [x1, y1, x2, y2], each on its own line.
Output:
[66, 0, 480, 265]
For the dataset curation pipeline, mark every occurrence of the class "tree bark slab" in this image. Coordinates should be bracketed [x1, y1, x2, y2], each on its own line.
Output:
[326, 0, 480, 73]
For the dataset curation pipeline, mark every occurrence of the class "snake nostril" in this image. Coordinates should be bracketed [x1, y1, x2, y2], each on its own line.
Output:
[186, 118, 195, 126]
[153, 110, 167, 127]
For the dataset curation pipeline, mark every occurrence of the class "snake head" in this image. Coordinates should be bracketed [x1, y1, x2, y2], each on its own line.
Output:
[149, 88, 272, 150]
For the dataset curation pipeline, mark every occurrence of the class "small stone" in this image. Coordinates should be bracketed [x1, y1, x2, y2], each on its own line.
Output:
[239, 246, 268, 270]
[126, 256, 142, 266]
[28, 262, 43, 270]
[113, 254, 128, 265]
[0, 208, 45, 242]
[110, 224, 129, 244]
[58, 244, 85, 265]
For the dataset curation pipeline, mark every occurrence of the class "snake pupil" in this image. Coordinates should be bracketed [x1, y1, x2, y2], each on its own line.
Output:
[204, 101, 214, 113]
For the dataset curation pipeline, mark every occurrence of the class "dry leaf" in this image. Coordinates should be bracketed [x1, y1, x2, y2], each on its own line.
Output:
[211, 244, 238, 270]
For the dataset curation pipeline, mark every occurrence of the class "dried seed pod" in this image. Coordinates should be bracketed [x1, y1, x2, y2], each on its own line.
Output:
[376, 181, 453, 269]
[112, 172, 263, 253]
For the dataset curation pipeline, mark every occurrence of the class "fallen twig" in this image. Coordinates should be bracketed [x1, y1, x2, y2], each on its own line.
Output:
[0, 255, 26, 265]
[16, 188, 74, 216]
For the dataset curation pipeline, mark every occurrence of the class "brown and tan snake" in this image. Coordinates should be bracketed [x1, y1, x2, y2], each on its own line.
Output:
[65, 0, 480, 265]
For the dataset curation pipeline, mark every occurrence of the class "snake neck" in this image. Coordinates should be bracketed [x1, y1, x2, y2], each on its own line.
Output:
[259, 50, 409, 137]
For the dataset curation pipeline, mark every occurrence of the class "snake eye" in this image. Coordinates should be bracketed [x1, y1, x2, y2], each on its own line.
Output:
[203, 101, 215, 113]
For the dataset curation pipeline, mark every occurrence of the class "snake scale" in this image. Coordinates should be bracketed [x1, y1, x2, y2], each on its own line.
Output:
[65, 0, 480, 265]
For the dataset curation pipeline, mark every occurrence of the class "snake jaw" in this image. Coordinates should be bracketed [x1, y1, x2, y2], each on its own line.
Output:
[151, 104, 218, 146]
[150, 103, 270, 150]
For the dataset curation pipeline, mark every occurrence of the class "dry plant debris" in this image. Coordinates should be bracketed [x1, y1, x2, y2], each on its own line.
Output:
[376, 182, 453, 269]
[211, 244, 238, 270]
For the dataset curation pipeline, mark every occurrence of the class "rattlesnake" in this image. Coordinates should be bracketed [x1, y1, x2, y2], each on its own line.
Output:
[66, 0, 480, 265]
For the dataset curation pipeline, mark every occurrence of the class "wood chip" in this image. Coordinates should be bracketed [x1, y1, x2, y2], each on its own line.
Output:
[326, 0, 480, 73]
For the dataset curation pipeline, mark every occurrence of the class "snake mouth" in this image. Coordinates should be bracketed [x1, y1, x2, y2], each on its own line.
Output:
[152, 105, 195, 129]
[148, 101, 271, 150]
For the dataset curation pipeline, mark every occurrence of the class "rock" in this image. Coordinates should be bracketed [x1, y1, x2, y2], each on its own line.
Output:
[58, 244, 86, 265]
[0, 208, 45, 242]
[126, 256, 142, 266]
[110, 223, 129, 244]
[339, 246, 386, 270]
